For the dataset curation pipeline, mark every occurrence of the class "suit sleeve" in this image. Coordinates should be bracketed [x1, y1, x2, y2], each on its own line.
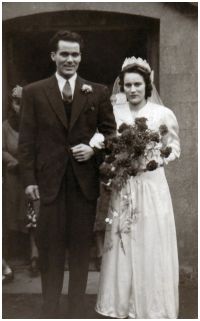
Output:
[18, 87, 38, 188]
[97, 86, 116, 138]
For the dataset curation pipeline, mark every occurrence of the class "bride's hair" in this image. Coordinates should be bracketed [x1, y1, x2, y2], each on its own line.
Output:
[119, 66, 153, 99]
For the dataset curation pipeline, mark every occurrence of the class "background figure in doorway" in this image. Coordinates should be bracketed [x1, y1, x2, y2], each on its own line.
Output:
[2, 85, 39, 277]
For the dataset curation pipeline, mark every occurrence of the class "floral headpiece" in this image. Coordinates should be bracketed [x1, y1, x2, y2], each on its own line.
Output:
[121, 56, 151, 74]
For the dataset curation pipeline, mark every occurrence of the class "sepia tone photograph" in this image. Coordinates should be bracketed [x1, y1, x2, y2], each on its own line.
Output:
[2, 2, 197, 319]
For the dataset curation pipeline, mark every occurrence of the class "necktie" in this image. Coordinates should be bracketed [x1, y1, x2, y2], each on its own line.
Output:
[62, 80, 72, 104]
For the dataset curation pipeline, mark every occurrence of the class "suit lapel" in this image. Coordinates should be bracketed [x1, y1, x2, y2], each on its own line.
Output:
[69, 76, 88, 131]
[44, 75, 68, 130]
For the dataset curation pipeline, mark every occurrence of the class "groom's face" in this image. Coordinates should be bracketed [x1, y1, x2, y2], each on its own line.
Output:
[51, 40, 81, 78]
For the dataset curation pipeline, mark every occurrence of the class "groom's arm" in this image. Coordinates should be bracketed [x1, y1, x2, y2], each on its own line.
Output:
[72, 85, 116, 163]
[97, 86, 116, 137]
[91, 86, 116, 165]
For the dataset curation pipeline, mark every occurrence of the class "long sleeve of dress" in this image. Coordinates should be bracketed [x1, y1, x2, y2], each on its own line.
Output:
[162, 108, 181, 165]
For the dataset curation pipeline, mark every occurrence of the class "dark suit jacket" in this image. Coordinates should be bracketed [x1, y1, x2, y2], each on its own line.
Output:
[18, 75, 116, 204]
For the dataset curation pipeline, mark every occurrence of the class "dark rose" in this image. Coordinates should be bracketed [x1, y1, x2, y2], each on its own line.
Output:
[146, 160, 158, 171]
[121, 129, 135, 144]
[133, 145, 145, 157]
[149, 132, 160, 143]
[118, 123, 131, 133]
[135, 117, 148, 131]
[104, 135, 118, 152]
[160, 146, 172, 158]
[159, 124, 168, 136]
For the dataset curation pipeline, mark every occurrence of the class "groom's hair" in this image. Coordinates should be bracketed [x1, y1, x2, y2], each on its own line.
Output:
[49, 30, 84, 52]
[119, 66, 153, 99]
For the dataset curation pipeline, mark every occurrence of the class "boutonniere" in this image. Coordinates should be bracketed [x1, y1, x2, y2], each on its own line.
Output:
[81, 84, 93, 94]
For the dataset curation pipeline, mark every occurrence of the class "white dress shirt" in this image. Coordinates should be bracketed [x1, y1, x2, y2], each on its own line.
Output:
[55, 72, 77, 99]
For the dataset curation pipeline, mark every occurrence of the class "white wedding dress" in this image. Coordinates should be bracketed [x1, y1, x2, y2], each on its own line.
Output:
[95, 101, 180, 319]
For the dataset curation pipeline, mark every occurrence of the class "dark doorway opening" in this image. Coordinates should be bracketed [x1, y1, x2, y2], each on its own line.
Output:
[4, 29, 148, 88]
[3, 10, 160, 97]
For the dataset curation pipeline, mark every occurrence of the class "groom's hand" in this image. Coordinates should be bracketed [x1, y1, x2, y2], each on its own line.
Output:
[71, 144, 94, 162]
[25, 185, 40, 201]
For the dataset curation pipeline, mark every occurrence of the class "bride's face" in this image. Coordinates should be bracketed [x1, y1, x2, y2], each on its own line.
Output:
[123, 72, 146, 106]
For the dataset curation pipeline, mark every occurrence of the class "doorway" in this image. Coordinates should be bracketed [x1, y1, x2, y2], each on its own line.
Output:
[3, 10, 160, 265]
[3, 10, 160, 99]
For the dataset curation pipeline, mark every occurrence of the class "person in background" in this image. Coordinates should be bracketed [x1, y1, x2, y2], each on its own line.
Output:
[2, 258, 13, 283]
[2, 85, 39, 277]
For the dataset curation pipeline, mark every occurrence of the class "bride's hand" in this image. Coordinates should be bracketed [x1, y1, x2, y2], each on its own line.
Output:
[89, 133, 105, 149]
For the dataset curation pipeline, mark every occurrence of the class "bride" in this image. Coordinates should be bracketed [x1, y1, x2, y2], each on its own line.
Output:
[93, 57, 180, 319]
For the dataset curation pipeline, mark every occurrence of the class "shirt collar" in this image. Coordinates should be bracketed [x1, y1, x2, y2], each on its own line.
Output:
[55, 72, 77, 97]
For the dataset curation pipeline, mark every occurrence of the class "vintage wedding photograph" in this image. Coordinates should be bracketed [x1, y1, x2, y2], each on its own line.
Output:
[2, 2, 198, 319]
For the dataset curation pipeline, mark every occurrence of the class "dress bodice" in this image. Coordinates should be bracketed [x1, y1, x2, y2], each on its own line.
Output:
[113, 101, 180, 165]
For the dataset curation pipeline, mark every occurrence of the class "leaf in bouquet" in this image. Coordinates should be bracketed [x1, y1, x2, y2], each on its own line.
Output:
[160, 146, 172, 158]
[146, 160, 158, 171]
[115, 229, 126, 254]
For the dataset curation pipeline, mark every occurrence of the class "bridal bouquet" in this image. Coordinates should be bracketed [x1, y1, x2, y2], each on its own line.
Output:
[100, 117, 172, 192]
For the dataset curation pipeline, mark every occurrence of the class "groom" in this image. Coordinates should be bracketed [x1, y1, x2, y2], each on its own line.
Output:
[18, 30, 116, 318]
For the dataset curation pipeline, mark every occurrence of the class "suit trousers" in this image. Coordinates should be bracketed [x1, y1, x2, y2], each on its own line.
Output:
[36, 162, 97, 318]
